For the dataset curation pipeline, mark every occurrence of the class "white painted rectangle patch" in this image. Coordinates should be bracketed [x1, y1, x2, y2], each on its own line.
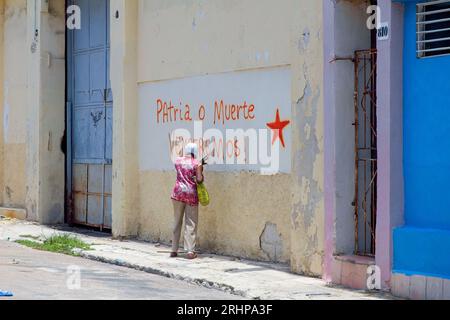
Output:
[377, 22, 389, 41]
[139, 67, 292, 173]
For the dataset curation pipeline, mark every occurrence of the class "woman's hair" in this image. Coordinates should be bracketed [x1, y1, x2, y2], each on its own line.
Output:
[184, 143, 199, 159]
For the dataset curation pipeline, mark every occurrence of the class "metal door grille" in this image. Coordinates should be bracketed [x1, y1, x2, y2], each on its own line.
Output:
[354, 49, 377, 256]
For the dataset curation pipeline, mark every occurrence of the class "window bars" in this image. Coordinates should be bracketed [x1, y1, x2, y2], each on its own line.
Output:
[354, 50, 377, 257]
[417, 0, 450, 58]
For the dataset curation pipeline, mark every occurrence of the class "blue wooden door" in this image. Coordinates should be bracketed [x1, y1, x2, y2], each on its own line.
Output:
[67, 0, 112, 230]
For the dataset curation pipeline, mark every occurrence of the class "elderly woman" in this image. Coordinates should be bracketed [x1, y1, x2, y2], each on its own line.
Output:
[170, 143, 204, 259]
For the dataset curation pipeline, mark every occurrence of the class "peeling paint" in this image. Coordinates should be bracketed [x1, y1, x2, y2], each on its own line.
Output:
[259, 222, 283, 262]
[290, 50, 324, 275]
[304, 123, 311, 141]
[292, 82, 322, 230]
[296, 63, 309, 105]
[298, 28, 311, 53]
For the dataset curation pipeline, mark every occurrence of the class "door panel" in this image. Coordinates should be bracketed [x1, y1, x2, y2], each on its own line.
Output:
[104, 164, 112, 229]
[89, 0, 107, 48]
[74, 54, 90, 105]
[104, 196, 112, 229]
[106, 48, 113, 102]
[73, 0, 89, 51]
[73, 108, 89, 159]
[107, 0, 111, 46]
[89, 51, 106, 104]
[87, 164, 104, 226]
[87, 108, 106, 159]
[73, 164, 88, 224]
[67, 0, 112, 230]
[74, 194, 87, 224]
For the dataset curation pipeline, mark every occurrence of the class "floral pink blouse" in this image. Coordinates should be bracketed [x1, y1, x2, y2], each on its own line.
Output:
[171, 156, 199, 206]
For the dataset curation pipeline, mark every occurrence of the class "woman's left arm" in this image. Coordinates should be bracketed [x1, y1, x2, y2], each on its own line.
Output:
[196, 165, 204, 184]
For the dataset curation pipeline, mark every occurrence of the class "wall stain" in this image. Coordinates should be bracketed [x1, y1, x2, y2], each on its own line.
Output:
[298, 28, 311, 53]
[259, 222, 283, 262]
[5, 186, 13, 200]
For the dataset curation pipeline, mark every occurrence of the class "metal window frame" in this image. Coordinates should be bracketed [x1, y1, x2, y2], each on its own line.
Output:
[417, 0, 450, 58]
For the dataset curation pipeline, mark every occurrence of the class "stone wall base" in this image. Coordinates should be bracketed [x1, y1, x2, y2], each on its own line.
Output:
[331, 255, 375, 290]
[392, 272, 450, 300]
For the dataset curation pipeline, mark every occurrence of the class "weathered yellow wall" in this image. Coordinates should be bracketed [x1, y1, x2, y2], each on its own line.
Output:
[139, 172, 292, 262]
[1, 0, 27, 209]
[137, 0, 291, 82]
[110, 0, 141, 237]
[119, 0, 325, 273]
[0, 0, 65, 223]
[35, 0, 66, 223]
[290, 0, 325, 276]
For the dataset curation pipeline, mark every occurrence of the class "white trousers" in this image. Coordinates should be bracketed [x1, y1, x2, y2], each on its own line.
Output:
[171, 200, 199, 253]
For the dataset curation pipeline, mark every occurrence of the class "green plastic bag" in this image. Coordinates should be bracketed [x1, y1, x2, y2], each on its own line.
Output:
[197, 182, 210, 206]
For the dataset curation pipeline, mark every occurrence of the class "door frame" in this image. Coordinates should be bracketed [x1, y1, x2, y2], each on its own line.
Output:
[65, 0, 112, 230]
[65, 0, 74, 225]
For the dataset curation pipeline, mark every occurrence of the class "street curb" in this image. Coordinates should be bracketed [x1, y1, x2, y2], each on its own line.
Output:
[79, 251, 251, 299]
[1, 221, 393, 300]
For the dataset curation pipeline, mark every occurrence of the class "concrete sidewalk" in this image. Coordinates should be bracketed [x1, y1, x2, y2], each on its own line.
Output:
[0, 218, 393, 300]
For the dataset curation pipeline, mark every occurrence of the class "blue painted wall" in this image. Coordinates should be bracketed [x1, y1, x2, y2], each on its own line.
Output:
[394, 1, 450, 279]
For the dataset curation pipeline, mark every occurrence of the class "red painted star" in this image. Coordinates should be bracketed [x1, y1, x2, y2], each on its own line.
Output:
[266, 109, 290, 148]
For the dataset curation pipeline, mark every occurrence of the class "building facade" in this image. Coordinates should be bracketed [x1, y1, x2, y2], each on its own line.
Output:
[389, 0, 450, 299]
[325, 0, 450, 298]
[0, 0, 326, 277]
[1, 0, 449, 299]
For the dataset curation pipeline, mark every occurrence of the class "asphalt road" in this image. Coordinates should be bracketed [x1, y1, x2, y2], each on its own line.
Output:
[0, 240, 240, 300]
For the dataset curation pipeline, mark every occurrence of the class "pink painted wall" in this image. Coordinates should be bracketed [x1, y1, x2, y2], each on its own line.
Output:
[323, 0, 405, 290]
[375, 0, 405, 290]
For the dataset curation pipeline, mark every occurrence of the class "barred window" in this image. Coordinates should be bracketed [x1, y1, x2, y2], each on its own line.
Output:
[417, 0, 450, 58]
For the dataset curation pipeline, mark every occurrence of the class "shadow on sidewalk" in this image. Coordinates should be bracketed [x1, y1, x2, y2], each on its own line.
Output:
[48, 223, 295, 274]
